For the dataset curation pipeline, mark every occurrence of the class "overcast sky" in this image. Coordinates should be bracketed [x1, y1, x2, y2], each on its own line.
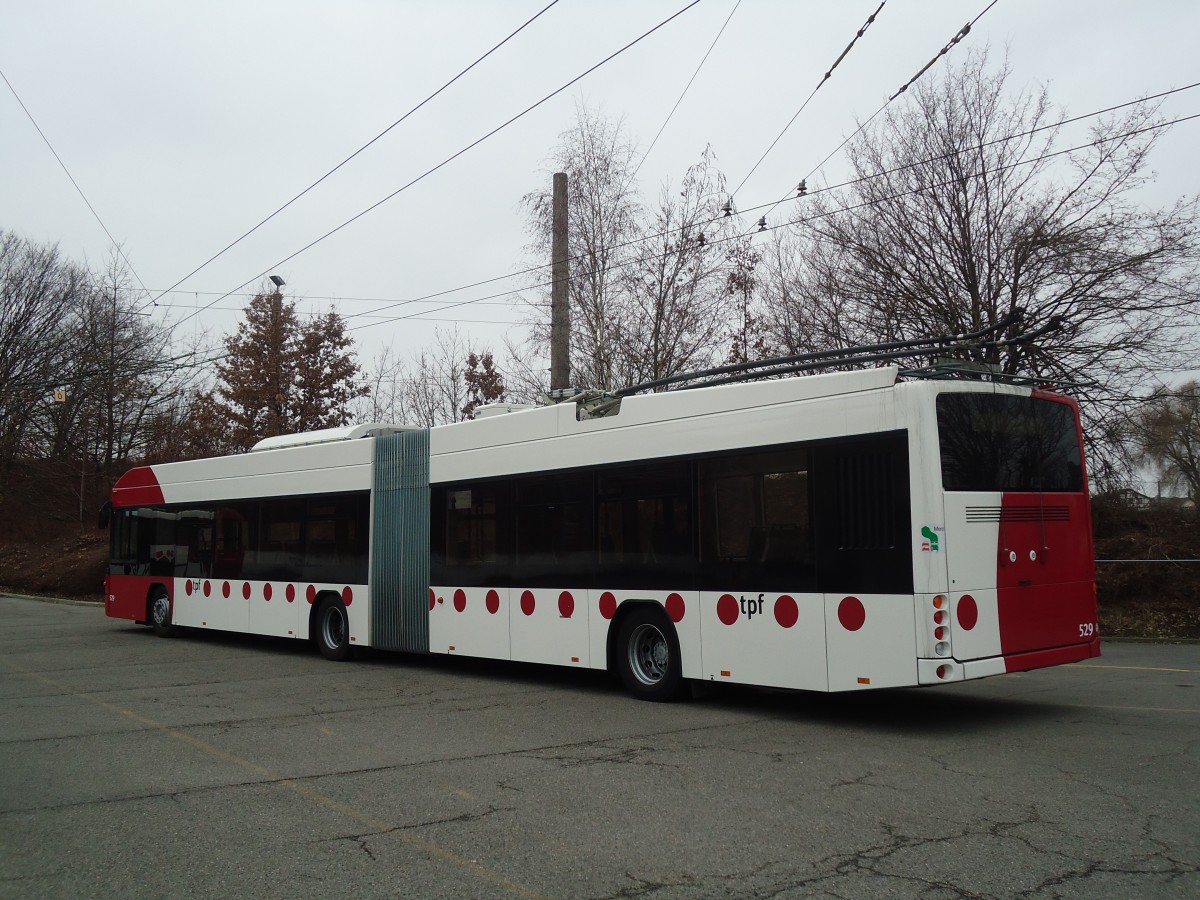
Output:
[3, 0, 1198, 368]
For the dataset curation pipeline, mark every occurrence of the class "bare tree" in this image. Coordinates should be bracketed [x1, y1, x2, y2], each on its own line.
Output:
[0, 231, 86, 464]
[759, 49, 1200, 485]
[521, 103, 642, 391]
[358, 327, 504, 427]
[619, 147, 738, 386]
[1131, 382, 1200, 502]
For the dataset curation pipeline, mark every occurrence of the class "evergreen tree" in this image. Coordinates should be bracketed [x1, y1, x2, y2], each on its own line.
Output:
[213, 286, 366, 450]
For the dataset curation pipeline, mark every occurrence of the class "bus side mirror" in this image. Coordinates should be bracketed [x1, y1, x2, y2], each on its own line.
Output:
[98, 501, 111, 530]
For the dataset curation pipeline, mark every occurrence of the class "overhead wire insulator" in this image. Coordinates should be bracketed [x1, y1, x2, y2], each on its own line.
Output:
[756, 216, 767, 232]
[796, 179, 807, 196]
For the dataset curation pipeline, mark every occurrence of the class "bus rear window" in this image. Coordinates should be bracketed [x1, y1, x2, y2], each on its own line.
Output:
[937, 393, 1083, 493]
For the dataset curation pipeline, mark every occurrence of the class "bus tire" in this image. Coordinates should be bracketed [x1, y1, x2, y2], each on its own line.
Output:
[616, 606, 685, 702]
[149, 586, 181, 638]
[315, 597, 352, 661]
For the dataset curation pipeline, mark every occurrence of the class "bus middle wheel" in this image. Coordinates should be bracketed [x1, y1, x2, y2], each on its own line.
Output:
[315, 597, 352, 661]
[616, 606, 685, 702]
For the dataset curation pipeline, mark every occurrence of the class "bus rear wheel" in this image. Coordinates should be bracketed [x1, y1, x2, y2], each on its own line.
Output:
[315, 597, 352, 661]
[616, 606, 685, 702]
[149, 587, 181, 638]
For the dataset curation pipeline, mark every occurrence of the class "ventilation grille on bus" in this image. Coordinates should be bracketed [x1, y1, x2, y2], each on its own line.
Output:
[965, 505, 1070, 523]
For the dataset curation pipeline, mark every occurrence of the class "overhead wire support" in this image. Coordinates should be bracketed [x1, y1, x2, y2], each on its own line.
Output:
[750, 0, 1002, 236]
[142, 0, 564, 314]
[105, 79, 1200, 323]
[353, 110, 1200, 334]
[171, 0, 703, 331]
[728, 0, 886, 203]
[145, 88, 1199, 336]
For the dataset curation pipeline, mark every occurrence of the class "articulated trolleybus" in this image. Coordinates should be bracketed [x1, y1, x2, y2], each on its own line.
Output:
[104, 361, 1099, 701]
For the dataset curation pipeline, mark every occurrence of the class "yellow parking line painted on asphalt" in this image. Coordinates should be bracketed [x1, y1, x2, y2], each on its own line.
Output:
[0, 656, 545, 900]
[1071, 664, 1200, 673]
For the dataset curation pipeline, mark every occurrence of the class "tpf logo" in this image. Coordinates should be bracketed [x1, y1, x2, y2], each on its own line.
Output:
[716, 593, 764, 625]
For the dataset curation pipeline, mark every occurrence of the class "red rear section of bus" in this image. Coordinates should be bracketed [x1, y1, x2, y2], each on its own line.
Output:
[996, 490, 1100, 667]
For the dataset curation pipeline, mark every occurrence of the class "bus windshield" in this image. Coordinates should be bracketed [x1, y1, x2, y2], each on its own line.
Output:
[936, 393, 1083, 493]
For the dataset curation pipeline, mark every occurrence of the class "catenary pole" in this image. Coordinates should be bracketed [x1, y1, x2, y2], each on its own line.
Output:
[550, 172, 570, 391]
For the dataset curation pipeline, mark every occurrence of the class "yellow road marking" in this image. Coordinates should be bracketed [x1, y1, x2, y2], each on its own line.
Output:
[1072, 664, 1200, 674]
[1, 657, 544, 900]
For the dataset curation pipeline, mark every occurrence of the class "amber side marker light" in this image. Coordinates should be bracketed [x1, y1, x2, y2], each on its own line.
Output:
[857, 677, 871, 684]
[933, 595, 946, 609]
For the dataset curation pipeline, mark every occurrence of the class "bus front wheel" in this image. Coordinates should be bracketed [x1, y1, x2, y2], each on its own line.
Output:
[149, 587, 181, 638]
[315, 597, 352, 661]
[616, 606, 685, 702]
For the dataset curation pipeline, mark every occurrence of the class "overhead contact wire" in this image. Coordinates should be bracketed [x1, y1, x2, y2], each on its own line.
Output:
[171, 0, 704, 331]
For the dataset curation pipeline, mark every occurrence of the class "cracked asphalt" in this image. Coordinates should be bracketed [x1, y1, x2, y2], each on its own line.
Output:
[1, 594, 1197, 900]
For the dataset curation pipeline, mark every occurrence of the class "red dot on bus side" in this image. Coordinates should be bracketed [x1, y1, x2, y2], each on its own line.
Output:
[520, 590, 536, 616]
[428, 588, 435, 611]
[665, 593, 685, 623]
[957, 594, 978, 631]
[242, 582, 251, 600]
[185, 580, 193, 596]
[486, 589, 500, 615]
[558, 591, 574, 618]
[717, 594, 739, 626]
[263, 583, 272, 602]
[306, 584, 317, 605]
[203, 581, 211, 597]
[222, 582, 231, 599]
[838, 596, 866, 631]
[285, 584, 295, 603]
[342, 586, 353, 607]
[454, 588, 467, 612]
[774, 594, 799, 629]
[599, 592, 617, 620]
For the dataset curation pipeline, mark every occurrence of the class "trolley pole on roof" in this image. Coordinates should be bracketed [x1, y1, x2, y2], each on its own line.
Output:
[550, 172, 570, 391]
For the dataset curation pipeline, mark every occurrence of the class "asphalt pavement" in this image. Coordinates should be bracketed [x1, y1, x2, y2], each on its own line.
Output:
[1, 594, 1197, 899]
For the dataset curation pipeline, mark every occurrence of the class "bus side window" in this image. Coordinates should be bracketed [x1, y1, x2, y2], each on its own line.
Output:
[516, 473, 592, 586]
[699, 449, 815, 591]
[596, 461, 692, 588]
[213, 508, 248, 578]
